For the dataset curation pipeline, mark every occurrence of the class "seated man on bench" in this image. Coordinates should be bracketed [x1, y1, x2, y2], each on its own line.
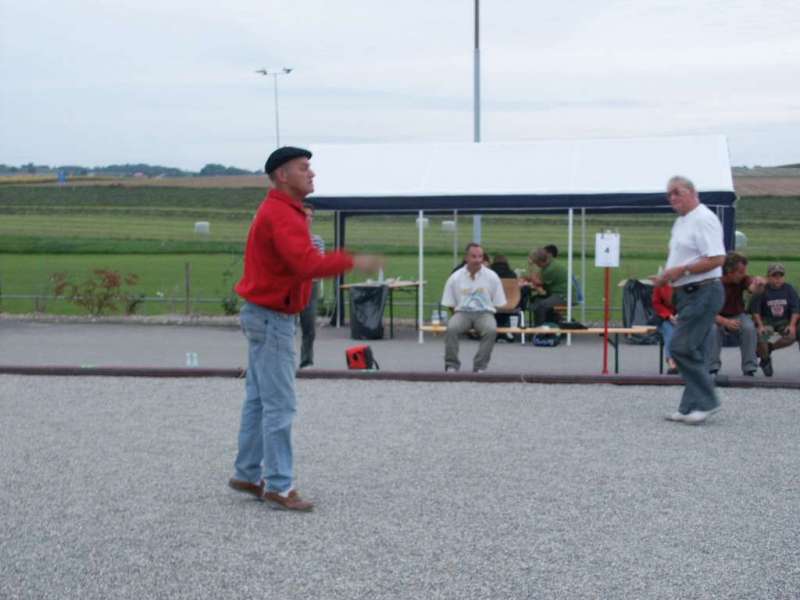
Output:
[709, 251, 764, 377]
[526, 247, 570, 325]
[441, 243, 507, 373]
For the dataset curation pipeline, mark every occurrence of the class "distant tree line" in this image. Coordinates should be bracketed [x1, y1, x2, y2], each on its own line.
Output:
[0, 162, 260, 177]
[198, 163, 257, 176]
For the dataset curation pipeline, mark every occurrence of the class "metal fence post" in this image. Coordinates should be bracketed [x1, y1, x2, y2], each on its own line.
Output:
[184, 262, 191, 315]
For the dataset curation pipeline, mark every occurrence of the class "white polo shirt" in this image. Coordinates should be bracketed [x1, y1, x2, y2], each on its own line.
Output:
[441, 265, 507, 313]
[666, 203, 725, 287]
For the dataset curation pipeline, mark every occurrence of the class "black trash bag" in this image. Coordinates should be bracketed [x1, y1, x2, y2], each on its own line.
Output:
[622, 279, 660, 345]
[349, 286, 389, 340]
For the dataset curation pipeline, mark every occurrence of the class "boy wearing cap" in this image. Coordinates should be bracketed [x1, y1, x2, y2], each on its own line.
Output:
[752, 263, 800, 377]
[229, 146, 381, 511]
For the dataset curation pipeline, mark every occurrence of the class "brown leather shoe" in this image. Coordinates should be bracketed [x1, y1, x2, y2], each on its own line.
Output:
[262, 489, 314, 512]
[228, 478, 264, 498]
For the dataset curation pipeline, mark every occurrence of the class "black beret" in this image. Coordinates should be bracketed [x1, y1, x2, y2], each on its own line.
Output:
[264, 146, 312, 175]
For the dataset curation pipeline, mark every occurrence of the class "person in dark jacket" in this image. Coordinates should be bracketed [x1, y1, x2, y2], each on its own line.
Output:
[228, 146, 381, 511]
[298, 203, 326, 368]
[490, 254, 522, 340]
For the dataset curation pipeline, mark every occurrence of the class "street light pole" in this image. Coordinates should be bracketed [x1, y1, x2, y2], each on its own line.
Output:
[256, 67, 292, 148]
[474, 0, 481, 144]
[472, 0, 482, 244]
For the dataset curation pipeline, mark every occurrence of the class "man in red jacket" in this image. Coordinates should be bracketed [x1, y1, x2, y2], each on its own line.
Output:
[228, 146, 381, 511]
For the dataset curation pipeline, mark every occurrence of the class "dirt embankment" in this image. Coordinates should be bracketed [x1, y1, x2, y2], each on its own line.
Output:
[733, 177, 800, 197]
[9, 172, 800, 196]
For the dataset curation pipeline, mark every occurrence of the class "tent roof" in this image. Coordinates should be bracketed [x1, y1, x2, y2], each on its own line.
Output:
[308, 135, 735, 213]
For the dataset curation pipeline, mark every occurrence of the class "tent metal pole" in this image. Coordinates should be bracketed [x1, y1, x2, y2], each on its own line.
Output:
[581, 208, 586, 323]
[453, 210, 459, 267]
[418, 210, 425, 344]
[334, 211, 342, 328]
[567, 208, 574, 346]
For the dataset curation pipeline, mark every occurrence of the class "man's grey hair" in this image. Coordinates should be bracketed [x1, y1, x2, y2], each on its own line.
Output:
[529, 247, 551, 265]
[668, 175, 696, 194]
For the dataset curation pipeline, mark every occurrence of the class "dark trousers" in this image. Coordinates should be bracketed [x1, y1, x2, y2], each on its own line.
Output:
[299, 281, 319, 367]
[531, 294, 565, 325]
[671, 281, 724, 414]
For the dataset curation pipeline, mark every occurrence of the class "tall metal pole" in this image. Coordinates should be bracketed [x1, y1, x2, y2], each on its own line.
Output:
[567, 209, 574, 346]
[472, 0, 482, 244]
[418, 210, 425, 344]
[581, 208, 587, 323]
[273, 73, 281, 148]
[473, 0, 480, 144]
[256, 67, 292, 149]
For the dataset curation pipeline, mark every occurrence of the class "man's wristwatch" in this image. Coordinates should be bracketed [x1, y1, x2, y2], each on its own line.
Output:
[682, 268, 691, 278]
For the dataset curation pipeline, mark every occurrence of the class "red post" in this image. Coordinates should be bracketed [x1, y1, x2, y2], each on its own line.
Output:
[602, 266, 610, 374]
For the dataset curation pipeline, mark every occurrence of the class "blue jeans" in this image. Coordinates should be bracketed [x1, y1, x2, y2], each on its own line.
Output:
[671, 281, 724, 414]
[659, 319, 675, 360]
[233, 302, 297, 493]
[708, 313, 758, 374]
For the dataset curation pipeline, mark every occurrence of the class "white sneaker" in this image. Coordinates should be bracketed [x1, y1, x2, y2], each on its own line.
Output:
[683, 406, 722, 425]
[666, 411, 688, 422]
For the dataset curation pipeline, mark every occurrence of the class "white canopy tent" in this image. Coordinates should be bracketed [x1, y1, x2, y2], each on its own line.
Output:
[308, 135, 736, 341]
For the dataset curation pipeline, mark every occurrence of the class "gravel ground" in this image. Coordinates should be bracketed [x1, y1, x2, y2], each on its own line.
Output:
[1, 376, 798, 600]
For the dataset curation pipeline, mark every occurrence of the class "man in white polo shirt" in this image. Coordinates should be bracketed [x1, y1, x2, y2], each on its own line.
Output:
[650, 176, 726, 425]
[441, 243, 507, 373]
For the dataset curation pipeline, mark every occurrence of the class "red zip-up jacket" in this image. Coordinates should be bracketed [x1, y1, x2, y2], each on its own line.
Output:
[652, 283, 676, 320]
[235, 188, 353, 314]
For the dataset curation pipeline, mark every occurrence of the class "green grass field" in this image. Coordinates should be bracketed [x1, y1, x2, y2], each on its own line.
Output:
[1, 185, 798, 320]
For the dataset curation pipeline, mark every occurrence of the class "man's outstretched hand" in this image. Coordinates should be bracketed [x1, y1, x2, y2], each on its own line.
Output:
[352, 254, 385, 273]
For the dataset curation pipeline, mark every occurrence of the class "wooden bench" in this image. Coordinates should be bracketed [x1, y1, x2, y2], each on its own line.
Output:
[420, 325, 659, 374]
[528, 303, 573, 324]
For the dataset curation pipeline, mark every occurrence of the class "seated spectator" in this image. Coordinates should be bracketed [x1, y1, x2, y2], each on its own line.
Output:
[709, 251, 765, 376]
[752, 263, 800, 377]
[652, 281, 679, 374]
[526, 247, 571, 325]
[545, 243, 585, 304]
[489, 254, 516, 279]
[449, 250, 492, 275]
[441, 243, 507, 373]
[490, 254, 523, 341]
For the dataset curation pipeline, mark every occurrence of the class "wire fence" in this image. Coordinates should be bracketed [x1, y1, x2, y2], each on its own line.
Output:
[1, 206, 799, 323]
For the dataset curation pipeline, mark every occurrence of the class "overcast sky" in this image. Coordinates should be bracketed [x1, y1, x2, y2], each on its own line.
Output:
[1, 0, 799, 170]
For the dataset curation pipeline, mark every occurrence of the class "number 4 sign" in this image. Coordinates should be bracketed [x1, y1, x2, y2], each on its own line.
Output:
[595, 232, 620, 268]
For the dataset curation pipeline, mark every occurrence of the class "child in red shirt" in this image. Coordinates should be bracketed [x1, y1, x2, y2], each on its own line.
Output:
[652, 282, 678, 374]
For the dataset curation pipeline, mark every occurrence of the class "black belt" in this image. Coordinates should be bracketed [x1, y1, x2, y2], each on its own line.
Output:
[675, 278, 718, 293]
